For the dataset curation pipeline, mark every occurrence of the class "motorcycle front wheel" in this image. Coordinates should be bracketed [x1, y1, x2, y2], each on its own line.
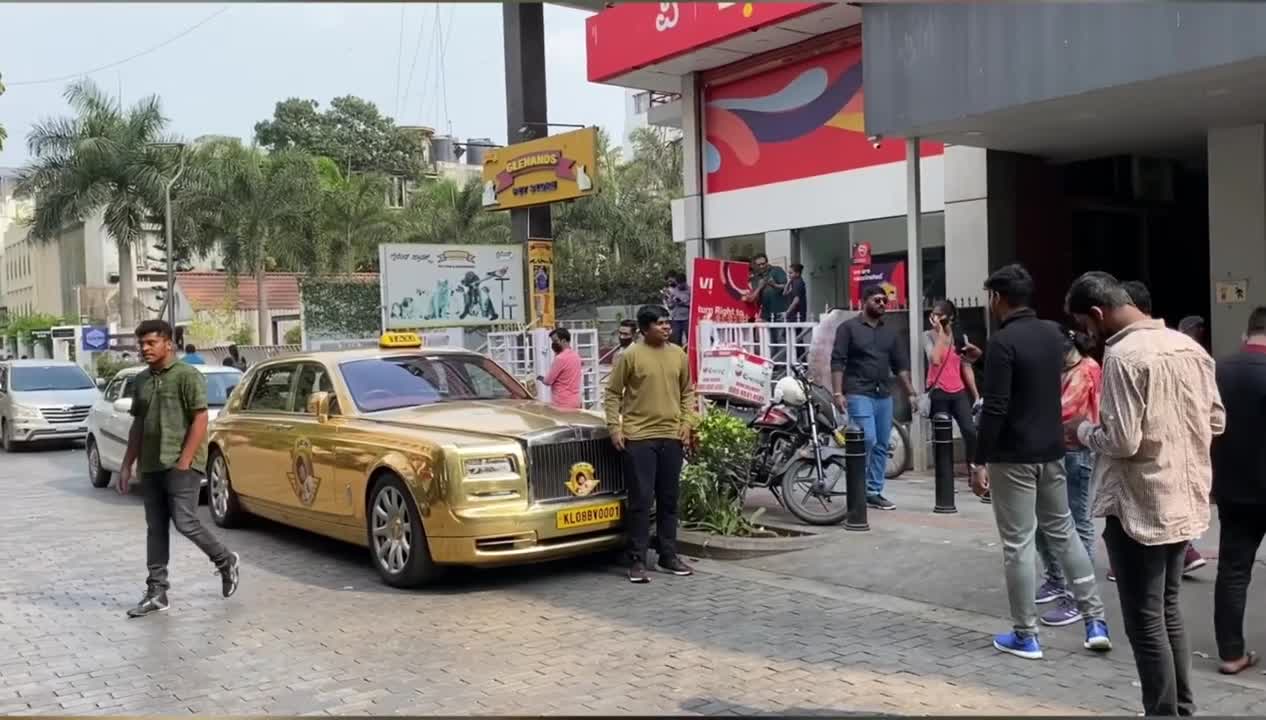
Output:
[780, 455, 849, 525]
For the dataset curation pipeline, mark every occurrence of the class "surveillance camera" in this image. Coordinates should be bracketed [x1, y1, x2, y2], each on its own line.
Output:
[868, 134, 883, 150]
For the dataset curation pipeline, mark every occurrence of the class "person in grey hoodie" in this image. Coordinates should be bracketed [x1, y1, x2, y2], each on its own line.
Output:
[663, 272, 691, 347]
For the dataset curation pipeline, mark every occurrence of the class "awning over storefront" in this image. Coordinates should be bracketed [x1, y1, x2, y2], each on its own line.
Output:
[861, 3, 1266, 161]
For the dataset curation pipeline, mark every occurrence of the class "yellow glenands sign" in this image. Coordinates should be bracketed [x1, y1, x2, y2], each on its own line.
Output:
[480, 127, 598, 211]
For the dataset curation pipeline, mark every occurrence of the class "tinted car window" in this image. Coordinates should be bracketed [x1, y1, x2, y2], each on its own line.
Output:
[10, 365, 95, 391]
[245, 366, 297, 412]
[340, 354, 527, 413]
[293, 364, 335, 415]
[103, 377, 125, 402]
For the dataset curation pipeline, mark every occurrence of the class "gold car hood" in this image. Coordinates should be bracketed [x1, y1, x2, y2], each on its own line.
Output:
[365, 400, 608, 443]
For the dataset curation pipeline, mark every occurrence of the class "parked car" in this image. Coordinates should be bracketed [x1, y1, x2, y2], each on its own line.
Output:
[205, 332, 627, 588]
[86, 363, 244, 494]
[0, 359, 101, 451]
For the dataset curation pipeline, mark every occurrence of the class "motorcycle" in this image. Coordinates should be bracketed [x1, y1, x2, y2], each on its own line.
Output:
[711, 364, 851, 525]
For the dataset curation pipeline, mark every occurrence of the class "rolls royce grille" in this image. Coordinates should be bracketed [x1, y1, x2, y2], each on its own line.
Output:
[528, 438, 627, 503]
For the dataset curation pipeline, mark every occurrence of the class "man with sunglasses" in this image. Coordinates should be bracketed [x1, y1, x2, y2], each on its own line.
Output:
[831, 285, 917, 510]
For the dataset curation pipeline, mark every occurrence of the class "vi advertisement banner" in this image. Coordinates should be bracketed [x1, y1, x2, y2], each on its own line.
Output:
[688, 257, 759, 379]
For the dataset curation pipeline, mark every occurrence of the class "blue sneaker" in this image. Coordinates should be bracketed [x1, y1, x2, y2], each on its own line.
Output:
[1084, 619, 1112, 651]
[993, 631, 1043, 659]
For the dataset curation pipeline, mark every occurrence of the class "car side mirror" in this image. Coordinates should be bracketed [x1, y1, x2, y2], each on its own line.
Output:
[307, 391, 332, 423]
[113, 398, 133, 414]
[96, 377, 107, 390]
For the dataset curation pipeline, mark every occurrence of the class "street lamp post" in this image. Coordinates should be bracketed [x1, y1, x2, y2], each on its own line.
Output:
[151, 143, 187, 329]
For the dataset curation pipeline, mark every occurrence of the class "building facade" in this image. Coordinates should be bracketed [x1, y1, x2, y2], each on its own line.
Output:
[584, 2, 964, 317]
[861, 2, 1266, 356]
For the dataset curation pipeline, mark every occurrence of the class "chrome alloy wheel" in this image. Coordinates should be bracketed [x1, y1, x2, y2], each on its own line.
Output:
[209, 454, 231, 519]
[372, 485, 413, 574]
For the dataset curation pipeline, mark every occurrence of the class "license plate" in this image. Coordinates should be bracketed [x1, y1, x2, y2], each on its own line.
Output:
[556, 501, 622, 530]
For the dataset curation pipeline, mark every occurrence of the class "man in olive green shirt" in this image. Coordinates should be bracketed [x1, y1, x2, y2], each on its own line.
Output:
[604, 305, 697, 583]
[119, 320, 239, 617]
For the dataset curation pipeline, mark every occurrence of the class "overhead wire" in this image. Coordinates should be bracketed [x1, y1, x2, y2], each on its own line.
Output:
[439, 5, 456, 134]
[7, 6, 232, 87]
[400, 8, 429, 123]
[393, 4, 407, 118]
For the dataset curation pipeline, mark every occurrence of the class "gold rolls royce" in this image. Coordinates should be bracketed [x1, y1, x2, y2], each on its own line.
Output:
[205, 333, 625, 587]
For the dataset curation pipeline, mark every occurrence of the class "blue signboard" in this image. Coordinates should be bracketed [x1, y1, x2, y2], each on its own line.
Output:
[81, 326, 110, 352]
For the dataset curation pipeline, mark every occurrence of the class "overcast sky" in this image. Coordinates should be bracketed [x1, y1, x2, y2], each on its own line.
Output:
[0, 3, 628, 167]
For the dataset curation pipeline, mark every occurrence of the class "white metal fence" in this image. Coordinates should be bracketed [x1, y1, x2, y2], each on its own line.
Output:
[487, 328, 603, 412]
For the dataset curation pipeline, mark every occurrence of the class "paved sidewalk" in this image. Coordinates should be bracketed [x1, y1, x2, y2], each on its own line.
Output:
[2, 447, 1264, 715]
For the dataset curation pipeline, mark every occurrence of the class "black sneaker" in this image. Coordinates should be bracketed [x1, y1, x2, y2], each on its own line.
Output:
[866, 495, 897, 511]
[628, 560, 650, 584]
[126, 591, 169, 618]
[217, 552, 240, 598]
[658, 556, 694, 576]
[980, 491, 992, 505]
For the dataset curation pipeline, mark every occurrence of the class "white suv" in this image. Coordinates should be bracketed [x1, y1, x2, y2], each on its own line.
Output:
[86, 363, 244, 493]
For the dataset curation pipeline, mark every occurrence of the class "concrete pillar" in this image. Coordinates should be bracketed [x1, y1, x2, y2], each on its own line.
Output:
[943, 146, 990, 302]
[1208, 125, 1266, 356]
[675, 73, 706, 252]
[906, 138, 927, 472]
[502, 3, 552, 246]
[763, 229, 797, 269]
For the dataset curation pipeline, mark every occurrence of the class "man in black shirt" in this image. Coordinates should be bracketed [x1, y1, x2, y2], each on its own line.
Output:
[971, 264, 1110, 660]
[831, 285, 916, 510]
[1212, 306, 1266, 675]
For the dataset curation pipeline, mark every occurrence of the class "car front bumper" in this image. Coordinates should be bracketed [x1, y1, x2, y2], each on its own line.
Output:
[9, 420, 88, 443]
[428, 495, 627, 566]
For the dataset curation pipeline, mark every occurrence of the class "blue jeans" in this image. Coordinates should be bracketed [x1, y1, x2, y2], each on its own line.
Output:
[1037, 449, 1096, 585]
[845, 394, 893, 497]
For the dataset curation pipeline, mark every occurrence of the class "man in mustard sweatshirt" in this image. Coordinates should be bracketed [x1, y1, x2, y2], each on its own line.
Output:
[604, 304, 698, 583]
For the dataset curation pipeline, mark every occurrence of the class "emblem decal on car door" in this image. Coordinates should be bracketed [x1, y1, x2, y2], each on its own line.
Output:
[287, 437, 323, 506]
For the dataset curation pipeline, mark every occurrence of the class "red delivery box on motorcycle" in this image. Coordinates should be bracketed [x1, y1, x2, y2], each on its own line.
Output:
[697, 347, 775, 406]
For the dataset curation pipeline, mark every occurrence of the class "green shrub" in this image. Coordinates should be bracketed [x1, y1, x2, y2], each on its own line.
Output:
[95, 355, 140, 382]
[680, 407, 764, 536]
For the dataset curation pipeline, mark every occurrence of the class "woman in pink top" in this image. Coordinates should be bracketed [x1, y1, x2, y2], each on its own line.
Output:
[1035, 328, 1102, 626]
[923, 300, 983, 468]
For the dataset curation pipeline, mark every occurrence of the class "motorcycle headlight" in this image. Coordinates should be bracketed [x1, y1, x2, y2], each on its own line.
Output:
[11, 404, 43, 421]
[464, 457, 516, 477]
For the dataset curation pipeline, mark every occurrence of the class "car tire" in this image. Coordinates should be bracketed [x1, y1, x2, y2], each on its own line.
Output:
[366, 474, 443, 588]
[885, 423, 911, 479]
[87, 436, 111, 488]
[207, 449, 245, 528]
[1, 420, 18, 453]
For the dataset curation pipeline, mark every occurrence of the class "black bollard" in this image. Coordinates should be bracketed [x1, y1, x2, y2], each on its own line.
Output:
[844, 423, 869, 531]
[932, 412, 957, 514]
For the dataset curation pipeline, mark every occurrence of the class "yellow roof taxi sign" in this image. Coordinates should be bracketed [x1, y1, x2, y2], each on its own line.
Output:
[480, 126, 598, 211]
[379, 332, 423, 349]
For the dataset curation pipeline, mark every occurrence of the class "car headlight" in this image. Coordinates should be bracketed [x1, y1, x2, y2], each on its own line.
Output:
[464, 457, 515, 477]
[11, 404, 43, 421]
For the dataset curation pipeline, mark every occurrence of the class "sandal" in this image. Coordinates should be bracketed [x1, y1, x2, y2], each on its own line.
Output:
[1218, 651, 1259, 675]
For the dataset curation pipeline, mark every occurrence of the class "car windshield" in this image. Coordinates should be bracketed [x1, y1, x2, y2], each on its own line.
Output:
[10, 365, 95, 392]
[204, 371, 242, 407]
[340, 354, 528, 412]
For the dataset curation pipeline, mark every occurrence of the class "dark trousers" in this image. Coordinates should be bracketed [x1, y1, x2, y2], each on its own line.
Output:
[1103, 516, 1194, 716]
[144, 468, 230, 593]
[670, 320, 688, 347]
[624, 438, 683, 563]
[928, 388, 977, 463]
[1215, 502, 1266, 661]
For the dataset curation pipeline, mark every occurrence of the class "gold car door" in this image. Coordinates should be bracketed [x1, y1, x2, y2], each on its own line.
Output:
[232, 362, 304, 508]
[287, 362, 355, 520]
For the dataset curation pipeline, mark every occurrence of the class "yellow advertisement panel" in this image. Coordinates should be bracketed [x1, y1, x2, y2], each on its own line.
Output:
[480, 127, 598, 212]
[528, 240, 555, 328]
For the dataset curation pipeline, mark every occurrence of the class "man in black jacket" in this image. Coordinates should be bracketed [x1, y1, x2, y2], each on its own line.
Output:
[970, 264, 1111, 660]
[1212, 306, 1266, 675]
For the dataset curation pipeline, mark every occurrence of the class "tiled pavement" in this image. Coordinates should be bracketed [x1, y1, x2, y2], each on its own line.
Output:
[3, 446, 1265, 716]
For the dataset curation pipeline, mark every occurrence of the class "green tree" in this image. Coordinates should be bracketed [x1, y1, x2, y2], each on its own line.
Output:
[552, 126, 684, 312]
[177, 138, 322, 343]
[254, 96, 422, 177]
[314, 158, 400, 273]
[17, 79, 174, 332]
[398, 177, 511, 248]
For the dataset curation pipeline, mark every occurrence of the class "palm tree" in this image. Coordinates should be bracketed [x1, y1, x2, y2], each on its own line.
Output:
[315, 159, 400, 273]
[178, 138, 321, 343]
[398, 177, 510, 247]
[17, 79, 173, 332]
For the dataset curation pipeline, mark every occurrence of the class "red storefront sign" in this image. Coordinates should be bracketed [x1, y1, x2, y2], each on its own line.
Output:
[688, 257, 759, 379]
[586, 2, 829, 83]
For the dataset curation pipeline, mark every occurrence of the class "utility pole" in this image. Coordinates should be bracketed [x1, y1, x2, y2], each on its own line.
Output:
[162, 146, 187, 329]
